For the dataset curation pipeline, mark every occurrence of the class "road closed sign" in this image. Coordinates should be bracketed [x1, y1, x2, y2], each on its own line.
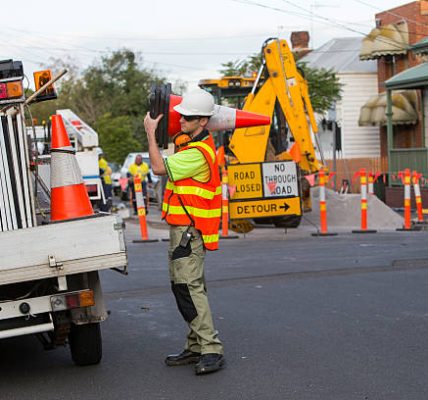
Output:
[228, 160, 301, 219]
[228, 163, 262, 200]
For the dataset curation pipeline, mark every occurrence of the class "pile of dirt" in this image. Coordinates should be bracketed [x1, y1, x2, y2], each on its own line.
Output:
[304, 187, 404, 230]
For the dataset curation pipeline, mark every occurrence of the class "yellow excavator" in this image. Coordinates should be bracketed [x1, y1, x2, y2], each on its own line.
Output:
[199, 38, 325, 229]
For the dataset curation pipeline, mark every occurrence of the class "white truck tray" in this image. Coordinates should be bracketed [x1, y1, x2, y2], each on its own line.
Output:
[0, 214, 127, 285]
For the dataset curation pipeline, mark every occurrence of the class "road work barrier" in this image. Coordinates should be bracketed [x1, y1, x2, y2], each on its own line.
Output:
[396, 168, 419, 231]
[312, 169, 337, 237]
[412, 170, 425, 224]
[217, 146, 238, 240]
[132, 175, 158, 243]
[368, 172, 374, 195]
[50, 115, 94, 222]
[352, 168, 377, 234]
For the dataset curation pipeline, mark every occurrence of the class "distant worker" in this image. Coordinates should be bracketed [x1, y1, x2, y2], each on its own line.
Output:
[98, 149, 112, 212]
[144, 89, 225, 375]
[128, 154, 151, 214]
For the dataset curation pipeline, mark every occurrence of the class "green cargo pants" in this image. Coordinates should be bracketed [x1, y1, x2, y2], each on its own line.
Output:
[168, 225, 223, 355]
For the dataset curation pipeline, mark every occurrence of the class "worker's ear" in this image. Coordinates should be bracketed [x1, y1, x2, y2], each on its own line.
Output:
[199, 116, 210, 128]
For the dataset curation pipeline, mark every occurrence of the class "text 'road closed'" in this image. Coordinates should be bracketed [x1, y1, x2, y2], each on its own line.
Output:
[228, 164, 262, 199]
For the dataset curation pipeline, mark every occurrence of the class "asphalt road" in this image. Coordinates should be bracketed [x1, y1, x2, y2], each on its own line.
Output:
[1, 213, 428, 399]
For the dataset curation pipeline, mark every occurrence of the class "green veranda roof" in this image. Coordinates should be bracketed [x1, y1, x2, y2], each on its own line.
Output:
[385, 63, 428, 89]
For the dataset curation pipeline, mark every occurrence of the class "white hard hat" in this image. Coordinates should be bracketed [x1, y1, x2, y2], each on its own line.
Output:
[173, 88, 215, 116]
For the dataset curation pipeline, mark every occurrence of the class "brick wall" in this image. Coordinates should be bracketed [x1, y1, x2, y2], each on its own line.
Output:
[372, 2, 428, 158]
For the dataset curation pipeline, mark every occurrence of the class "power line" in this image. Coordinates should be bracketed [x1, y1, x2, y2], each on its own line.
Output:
[233, 0, 411, 49]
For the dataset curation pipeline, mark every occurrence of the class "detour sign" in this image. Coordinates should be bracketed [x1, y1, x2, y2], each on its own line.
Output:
[228, 161, 301, 219]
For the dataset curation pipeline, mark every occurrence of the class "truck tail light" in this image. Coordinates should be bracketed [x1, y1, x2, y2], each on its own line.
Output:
[51, 290, 95, 312]
[85, 184, 98, 194]
[6, 81, 23, 98]
[0, 83, 7, 99]
[0, 80, 23, 100]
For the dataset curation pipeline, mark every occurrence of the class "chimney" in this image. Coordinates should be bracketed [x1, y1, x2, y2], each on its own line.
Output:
[290, 31, 311, 60]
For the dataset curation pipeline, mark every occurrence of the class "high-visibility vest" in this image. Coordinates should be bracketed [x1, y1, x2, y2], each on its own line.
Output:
[162, 134, 221, 251]
[129, 162, 149, 180]
[98, 158, 112, 185]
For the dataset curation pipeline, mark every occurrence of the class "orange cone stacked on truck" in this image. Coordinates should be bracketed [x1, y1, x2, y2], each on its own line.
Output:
[50, 115, 94, 222]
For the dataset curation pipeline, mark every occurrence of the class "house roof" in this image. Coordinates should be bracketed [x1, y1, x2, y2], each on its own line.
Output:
[385, 62, 428, 89]
[299, 37, 377, 73]
[411, 36, 428, 54]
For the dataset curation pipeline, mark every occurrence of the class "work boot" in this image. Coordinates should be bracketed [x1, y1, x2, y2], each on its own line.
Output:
[165, 350, 201, 366]
[194, 353, 225, 375]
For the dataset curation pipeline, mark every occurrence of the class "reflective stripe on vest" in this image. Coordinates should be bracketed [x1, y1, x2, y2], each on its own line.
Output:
[162, 203, 221, 218]
[165, 180, 221, 199]
[187, 141, 216, 163]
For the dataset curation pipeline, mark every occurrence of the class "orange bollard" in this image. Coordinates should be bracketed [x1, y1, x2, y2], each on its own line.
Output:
[396, 169, 413, 231]
[217, 148, 239, 240]
[132, 175, 158, 243]
[312, 169, 337, 237]
[412, 171, 425, 224]
[368, 172, 374, 195]
[353, 168, 377, 234]
[221, 167, 229, 237]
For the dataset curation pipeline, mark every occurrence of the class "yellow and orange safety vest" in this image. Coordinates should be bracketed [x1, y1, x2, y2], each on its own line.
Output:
[162, 134, 222, 251]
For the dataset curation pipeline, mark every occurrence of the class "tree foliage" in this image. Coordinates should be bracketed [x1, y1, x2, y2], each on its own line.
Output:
[219, 52, 341, 114]
[29, 49, 175, 163]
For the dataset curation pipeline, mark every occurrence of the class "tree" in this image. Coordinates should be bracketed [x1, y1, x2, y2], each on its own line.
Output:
[29, 49, 167, 163]
[95, 113, 140, 163]
[298, 63, 342, 114]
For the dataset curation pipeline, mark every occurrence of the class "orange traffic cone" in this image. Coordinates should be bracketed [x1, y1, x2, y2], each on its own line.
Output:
[150, 83, 271, 148]
[50, 114, 94, 222]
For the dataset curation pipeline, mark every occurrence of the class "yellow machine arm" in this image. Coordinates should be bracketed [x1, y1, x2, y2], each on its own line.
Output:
[229, 38, 322, 174]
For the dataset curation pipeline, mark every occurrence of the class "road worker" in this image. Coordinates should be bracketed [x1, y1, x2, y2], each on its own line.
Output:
[144, 88, 225, 375]
[98, 149, 112, 212]
[128, 154, 151, 214]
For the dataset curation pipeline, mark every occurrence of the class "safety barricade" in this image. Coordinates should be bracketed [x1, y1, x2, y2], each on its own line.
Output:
[312, 169, 337, 237]
[352, 168, 377, 234]
[132, 175, 158, 243]
[412, 170, 426, 224]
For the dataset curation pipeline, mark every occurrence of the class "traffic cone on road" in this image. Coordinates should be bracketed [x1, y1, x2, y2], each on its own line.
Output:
[50, 115, 94, 222]
[150, 83, 271, 148]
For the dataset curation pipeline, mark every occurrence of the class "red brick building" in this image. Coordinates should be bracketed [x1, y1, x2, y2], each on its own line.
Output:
[359, 1, 428, 206]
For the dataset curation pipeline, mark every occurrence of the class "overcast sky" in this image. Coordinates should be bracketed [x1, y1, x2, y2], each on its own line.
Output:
[3, 0, 410, 91]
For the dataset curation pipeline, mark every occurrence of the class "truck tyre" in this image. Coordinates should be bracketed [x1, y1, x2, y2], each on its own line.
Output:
[69, 322, 102, 366]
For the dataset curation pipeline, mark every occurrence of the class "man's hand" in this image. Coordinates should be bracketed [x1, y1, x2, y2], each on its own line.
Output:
[144, 112, 163, 138]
